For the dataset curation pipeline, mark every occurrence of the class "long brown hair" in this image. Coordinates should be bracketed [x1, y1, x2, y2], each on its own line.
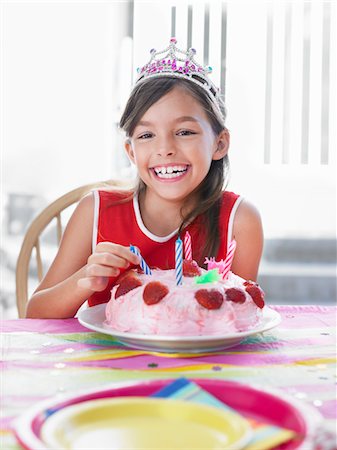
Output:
[119, 77, 230, 264]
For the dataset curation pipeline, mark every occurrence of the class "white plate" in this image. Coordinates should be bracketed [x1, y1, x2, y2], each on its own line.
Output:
[78, 305, 281, 353]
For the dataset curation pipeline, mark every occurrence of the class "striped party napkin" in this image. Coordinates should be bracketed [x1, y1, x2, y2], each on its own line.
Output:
[151, 378, 296, 450]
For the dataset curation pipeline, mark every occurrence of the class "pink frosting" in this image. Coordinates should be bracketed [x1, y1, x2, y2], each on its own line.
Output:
[105, 269, 263, 336]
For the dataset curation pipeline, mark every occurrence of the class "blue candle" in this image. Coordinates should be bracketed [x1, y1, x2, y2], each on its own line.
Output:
[130, 245, 152, 275]
[175, 237, 183, 286]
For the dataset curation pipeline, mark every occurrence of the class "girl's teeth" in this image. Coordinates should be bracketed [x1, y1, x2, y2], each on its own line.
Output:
[154, 165, 188, 179]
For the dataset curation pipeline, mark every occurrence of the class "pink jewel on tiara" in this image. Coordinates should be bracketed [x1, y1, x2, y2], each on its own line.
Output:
[135, 38, 224, 113]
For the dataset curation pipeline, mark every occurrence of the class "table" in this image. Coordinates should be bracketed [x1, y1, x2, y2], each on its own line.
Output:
[1, 305, 336, 449]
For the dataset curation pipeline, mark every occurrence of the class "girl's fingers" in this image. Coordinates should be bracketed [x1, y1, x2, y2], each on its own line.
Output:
[88, 252, 130, 269]
[81, 243, 141, 294]
[77, 276, 110, 292]
[94, 243, 140, 266]
[86, 264, 120, 278]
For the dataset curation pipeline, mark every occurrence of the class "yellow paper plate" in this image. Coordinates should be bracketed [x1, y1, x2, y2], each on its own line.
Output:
[41, 396, 251, 449]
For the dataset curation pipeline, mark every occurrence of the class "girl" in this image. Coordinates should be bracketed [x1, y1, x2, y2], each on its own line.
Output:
[26, 39, 263, 318]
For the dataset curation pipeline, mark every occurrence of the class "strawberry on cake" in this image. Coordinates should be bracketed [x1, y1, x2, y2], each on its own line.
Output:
[105, 259, 265, 336]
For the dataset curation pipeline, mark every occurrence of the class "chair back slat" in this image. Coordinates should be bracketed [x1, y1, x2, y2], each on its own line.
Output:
[56, 214, 62, 245]
[35, 239, 43, 281]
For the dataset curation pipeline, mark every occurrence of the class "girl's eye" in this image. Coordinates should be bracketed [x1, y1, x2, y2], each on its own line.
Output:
[138, 132, 153, 139]
[177, 130, 196, 136]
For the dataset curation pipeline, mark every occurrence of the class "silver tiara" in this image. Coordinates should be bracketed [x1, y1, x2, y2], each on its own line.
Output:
[135, 37, 224, 113]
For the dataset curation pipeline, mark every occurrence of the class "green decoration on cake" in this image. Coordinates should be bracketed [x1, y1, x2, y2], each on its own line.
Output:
[195, 269, 220, 284]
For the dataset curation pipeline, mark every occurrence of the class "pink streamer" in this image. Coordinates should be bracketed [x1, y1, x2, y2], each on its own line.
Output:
[222, 239, 237, 280]
[183, 231, 192, 260]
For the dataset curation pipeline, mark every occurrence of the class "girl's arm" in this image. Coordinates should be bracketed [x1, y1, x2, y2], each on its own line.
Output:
[230, 200, 264, 282]
[25, 193, 139, 319]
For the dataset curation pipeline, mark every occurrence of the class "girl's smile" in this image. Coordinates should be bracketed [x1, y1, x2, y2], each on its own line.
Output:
[150, 163, 190, 181]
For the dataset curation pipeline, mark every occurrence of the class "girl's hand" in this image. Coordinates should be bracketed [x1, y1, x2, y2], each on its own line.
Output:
[77, 242, 140, 292]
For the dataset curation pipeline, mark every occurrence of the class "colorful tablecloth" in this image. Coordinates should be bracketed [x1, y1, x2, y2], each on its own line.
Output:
[1, 305, 336, 449]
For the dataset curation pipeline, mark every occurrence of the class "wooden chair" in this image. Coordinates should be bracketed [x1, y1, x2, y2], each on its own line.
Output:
[15, 180, 127, 318]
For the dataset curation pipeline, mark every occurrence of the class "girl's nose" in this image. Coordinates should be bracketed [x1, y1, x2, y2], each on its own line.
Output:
[156, 135, 176, 157]
[157, 148, 175, 156]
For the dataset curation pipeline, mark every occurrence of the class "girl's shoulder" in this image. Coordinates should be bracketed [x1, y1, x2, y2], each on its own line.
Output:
[228, 194, 262, 238]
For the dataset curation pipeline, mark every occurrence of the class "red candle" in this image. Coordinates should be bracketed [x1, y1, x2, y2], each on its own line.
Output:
[222, 239, 237, 280]
[183, 231, 192, 260]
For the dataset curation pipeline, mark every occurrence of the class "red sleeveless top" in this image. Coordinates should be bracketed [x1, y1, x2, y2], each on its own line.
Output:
[88, 190, 242, 306]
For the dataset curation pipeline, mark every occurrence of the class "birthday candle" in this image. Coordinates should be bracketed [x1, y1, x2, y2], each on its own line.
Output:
[175, 237, 183, 286]
[222, 239, 237, 280]
[183, 231, 192, 260]
[129, 245, 152, 275]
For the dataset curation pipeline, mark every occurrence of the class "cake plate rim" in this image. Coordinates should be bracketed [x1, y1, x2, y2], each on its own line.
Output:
[77, 305, 281, 353]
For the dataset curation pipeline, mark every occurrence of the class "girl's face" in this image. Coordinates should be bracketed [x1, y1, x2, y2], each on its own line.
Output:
[125, 86, 229, 205]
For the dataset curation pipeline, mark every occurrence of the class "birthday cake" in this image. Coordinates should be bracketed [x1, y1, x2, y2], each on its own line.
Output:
[105, 259, 265, 336]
